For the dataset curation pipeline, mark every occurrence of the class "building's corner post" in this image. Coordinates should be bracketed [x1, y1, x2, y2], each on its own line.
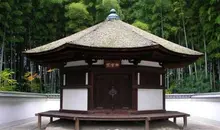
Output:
[50, 117, 53, 123]
[183, 115, 187, 128]
[173, 117, 177, 124]
[145, 118, 150, 130]
[38, 115, 41, 129]
[75, 118, 80, 130]
[59, 63, 65, 110]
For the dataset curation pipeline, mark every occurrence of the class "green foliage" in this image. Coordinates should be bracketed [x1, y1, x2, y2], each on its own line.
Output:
[0, 0, 220, 93]
[132, 20, 149, 31]
[0, 69, 17, 91]
[41, 0, 64, 4]
[167, 71, 211, 93]
[23, 72, 41, 93]
[65, 2, 92, 33]
[216, 15, 220, 24]
[30, 78, 41, 93]
[166, 83, 176, 94]
[131, 0, 176, 38]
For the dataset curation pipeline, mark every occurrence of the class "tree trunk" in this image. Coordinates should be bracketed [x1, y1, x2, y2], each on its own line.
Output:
[39, 65, 42, 93]
[203, 34, 208, 78]
[218, 59, 220, 91]
[49, 71, 51, 93]
[218, 59, 220, 81]
[192, 44, 198, 80]
[177, 33, 181, 81]
[210, 62, 212, 90]
[194, 63, 198, 80]
[10, 40, 13, 70]
[177, 68, 181, 80]
[43, 67, 47, 91]
[30, 61, 33, 85]
[14, 51, 16, 80]
[167, 69, 170, 89]
[0, 28, 6, 84]
[57, 69, 60, 93]
[212, 60, 216, 91]
[160, 0, 164, 38]
[181, 7, 192, 75]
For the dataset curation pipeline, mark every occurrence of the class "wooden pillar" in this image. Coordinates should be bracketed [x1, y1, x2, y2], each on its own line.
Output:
[59, 63, 65, 110]
[89, 71, 94, 110]
[183, 116, 187, 128]
[145, 119, 150, 130]
[132, 71, 137, 110]
[38, 115, 41, 129]
[50, 117, 53, 123]
[173, 117, 176, 124]
[75, 118, 80, 130]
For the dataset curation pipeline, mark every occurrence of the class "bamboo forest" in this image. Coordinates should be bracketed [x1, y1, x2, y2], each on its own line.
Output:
[0, 0, 219, 93]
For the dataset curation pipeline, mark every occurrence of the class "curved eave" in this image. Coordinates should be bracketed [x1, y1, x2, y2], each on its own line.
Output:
[24, 43, 203, 57]
[23, 43, 203, 68]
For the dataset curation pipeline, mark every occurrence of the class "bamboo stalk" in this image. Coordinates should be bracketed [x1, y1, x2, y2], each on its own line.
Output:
[0, 28, 6, 85]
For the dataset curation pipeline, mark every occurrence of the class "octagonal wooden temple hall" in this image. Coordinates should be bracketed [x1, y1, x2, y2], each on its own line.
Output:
[24, 9, 203, 130]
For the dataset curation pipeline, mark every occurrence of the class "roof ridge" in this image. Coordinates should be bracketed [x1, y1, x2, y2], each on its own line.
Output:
[69, 22, 105, 46]
[118, 21, 158, 47]
[120, 21, 203, 56]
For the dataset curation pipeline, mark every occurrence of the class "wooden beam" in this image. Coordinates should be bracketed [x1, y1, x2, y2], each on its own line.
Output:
[50, 117, 53, 123]
[75, 118, 80, 130]
[163, 89, 166, 110]
[173, 117, 176, 124]
[129, 59, 141, 65]
[145, 118, 150, 130]
[89, 71, 94, 110]
[38, 115, 41, 129]
[60, 67, 64, 110]
[183, 115, 187, 128]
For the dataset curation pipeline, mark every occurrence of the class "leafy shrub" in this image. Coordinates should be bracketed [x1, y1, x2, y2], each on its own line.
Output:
[132, 20, 150, 31]
[167, 71, 211, 93]
[23, 72, 41, 93]
[0, 69, 17, 91]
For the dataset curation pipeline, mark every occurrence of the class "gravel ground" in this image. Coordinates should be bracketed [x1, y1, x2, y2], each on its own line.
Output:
[0, 117, 220, 130]
[180, 117, 220, 130]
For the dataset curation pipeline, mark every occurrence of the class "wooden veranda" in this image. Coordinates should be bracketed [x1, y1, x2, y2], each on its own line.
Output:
[36, 110, 189, 130]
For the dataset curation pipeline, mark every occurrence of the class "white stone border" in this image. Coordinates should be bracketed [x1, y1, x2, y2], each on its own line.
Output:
[0, 91, 59, 99]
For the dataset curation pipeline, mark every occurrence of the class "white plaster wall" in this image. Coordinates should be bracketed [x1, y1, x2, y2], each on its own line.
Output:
[64, 60, 104, 67]
[62, 89, 88, 111]
[166, 99, 220, 122]
[65, 60, 161, 67]
[64, 60, 88, 67]
[121, 60, 133, 65]
[138, 61, 161, 67]
[1, 92, 220, 125]
[0, 97, 59, 125]
[121, 60, 161, 67]
[93, 60, 104, 65]
[138, 89, 163, 111]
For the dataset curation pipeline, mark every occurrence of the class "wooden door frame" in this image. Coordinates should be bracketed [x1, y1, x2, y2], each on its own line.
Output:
[88, 67, 137, 111]
[93, 72, 132, 110]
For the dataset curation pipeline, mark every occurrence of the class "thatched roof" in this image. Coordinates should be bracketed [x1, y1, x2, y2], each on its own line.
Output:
[24, 20, 202, 56]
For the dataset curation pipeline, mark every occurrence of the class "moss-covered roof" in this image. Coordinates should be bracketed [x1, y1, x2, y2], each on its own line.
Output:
[24, 20, 202, 56]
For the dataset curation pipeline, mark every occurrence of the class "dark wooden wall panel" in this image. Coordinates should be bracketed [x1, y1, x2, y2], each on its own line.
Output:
[65, 69, 85, 86]
[140, 71, 161, 89]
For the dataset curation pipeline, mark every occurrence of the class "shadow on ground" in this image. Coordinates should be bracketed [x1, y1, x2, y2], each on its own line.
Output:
[46, 119, 181, 130]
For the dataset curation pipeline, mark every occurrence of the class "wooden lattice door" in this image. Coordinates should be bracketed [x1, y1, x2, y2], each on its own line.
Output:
[94, 73, 132, 110]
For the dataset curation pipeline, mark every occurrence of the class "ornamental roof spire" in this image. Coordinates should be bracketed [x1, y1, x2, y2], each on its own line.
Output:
[106, 9, 120, 21]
